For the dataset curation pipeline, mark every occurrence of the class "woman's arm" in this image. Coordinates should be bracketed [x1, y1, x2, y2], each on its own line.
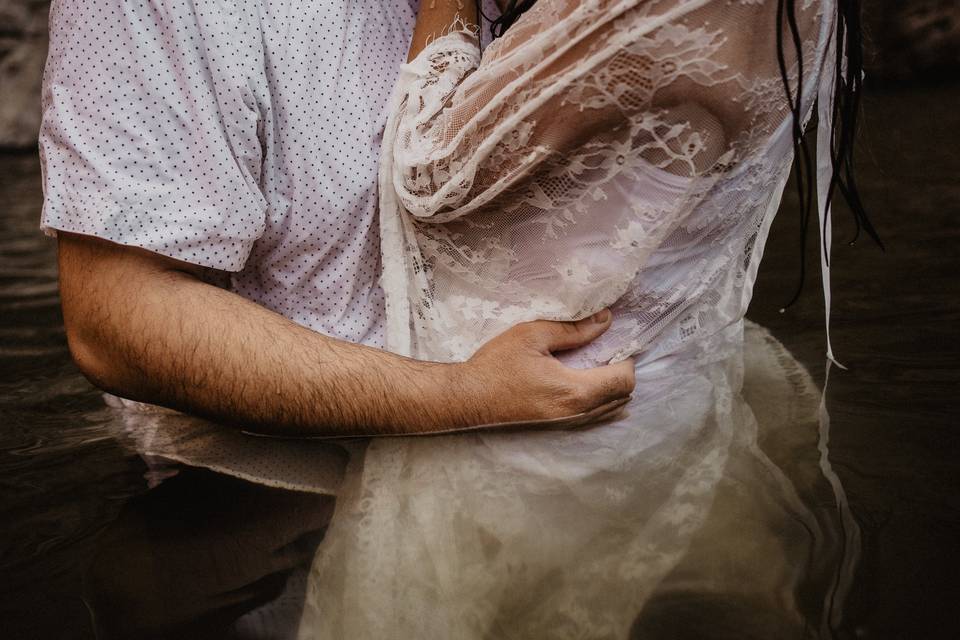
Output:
[408, 0, 479, 62]
[389, 0, 744, 224]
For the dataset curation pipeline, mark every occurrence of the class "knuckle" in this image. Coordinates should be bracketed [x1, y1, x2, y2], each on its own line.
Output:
[535, 378, 582, 418]
[513, 320, 536, 334]
[617, 363, 637, 393]
[513, 322, 540, 346]
[561, 381, 591, 412]
[597, 377, 618, 401]
[560, 321, 582, 338]
[611, 374, 635, 399]
[615, 376, 633, 398]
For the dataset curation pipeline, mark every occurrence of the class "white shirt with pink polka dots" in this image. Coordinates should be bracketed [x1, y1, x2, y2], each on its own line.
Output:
[40, 0, 419, 347]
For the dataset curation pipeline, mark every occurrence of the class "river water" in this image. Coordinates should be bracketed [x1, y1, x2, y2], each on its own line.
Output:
[1, 84, 958, 639]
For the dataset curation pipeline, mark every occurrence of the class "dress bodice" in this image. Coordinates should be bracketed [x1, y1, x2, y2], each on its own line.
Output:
[558, 120, 797, 372]
[375, 0, 837, 368]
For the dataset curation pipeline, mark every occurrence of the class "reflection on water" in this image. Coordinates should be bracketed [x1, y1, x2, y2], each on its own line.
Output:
[2, 85, 959, 639]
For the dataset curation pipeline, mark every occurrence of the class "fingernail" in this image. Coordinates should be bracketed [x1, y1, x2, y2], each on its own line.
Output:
[593, 309, 611, 324]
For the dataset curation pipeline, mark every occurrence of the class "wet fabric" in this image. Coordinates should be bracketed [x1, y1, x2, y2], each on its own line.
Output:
[300, 1, 855, 637]
[39, 0, 419, 345]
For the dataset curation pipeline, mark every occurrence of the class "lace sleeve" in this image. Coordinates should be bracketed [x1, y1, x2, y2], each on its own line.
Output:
[379, 0, 827, 359]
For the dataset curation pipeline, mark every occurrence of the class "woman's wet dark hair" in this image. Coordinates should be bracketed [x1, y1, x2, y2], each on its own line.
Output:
[479, 0, 882, 306]
[775, 0, 882, 306]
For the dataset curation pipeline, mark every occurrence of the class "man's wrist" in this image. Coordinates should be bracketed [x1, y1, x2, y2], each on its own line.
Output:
[419, 360, 490, 432]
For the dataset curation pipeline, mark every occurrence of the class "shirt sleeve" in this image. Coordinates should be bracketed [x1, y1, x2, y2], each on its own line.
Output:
[38, 0, 267, 272]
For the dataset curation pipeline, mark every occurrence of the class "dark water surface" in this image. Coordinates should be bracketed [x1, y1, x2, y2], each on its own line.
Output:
[1, 85, 958, 639]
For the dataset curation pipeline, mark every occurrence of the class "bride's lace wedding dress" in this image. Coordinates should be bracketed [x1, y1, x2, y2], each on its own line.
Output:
[301, 0, 857, 636]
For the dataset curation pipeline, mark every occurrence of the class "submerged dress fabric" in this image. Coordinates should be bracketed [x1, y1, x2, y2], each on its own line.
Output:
[301, 323, 852, 638]
[301, 0, 855, 637]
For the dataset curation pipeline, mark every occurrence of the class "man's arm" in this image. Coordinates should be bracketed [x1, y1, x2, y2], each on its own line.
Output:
[58, 233, 634, 437]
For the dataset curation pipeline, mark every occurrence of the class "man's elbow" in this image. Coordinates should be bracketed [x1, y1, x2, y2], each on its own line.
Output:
[57, 234, 134, 395]
[63, 314, 125, 395]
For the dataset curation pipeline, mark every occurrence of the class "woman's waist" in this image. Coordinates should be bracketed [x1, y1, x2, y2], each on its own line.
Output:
[557, 318, 745, 381]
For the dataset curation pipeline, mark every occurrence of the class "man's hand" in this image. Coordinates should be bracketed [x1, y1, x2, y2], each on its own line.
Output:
[57, 232, 632, 437]
[459, 313, 635, 426]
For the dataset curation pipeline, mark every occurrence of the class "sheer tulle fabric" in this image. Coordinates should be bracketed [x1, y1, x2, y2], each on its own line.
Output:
[301, 1, 852, 637]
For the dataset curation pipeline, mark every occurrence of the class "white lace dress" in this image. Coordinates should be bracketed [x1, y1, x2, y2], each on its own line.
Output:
[300, 0, 856, 636]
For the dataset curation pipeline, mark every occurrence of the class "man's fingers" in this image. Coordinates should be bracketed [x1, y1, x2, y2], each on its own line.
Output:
[572, 358, 636, 408]
[523, 309, 613, 354]
[540, 397, 631, 431]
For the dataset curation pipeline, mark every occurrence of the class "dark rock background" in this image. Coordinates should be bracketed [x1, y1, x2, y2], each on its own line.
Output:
[0, 0, 48, 149]
[0, 0, 958, 149]
[865, 1, 960, 82]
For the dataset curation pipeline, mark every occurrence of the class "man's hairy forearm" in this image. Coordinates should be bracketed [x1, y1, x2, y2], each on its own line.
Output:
[58, 233, 478, 436]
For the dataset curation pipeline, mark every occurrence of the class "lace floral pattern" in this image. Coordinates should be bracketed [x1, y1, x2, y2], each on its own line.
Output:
[301, 1, 845, 637]
[379, 0, 829, 364]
